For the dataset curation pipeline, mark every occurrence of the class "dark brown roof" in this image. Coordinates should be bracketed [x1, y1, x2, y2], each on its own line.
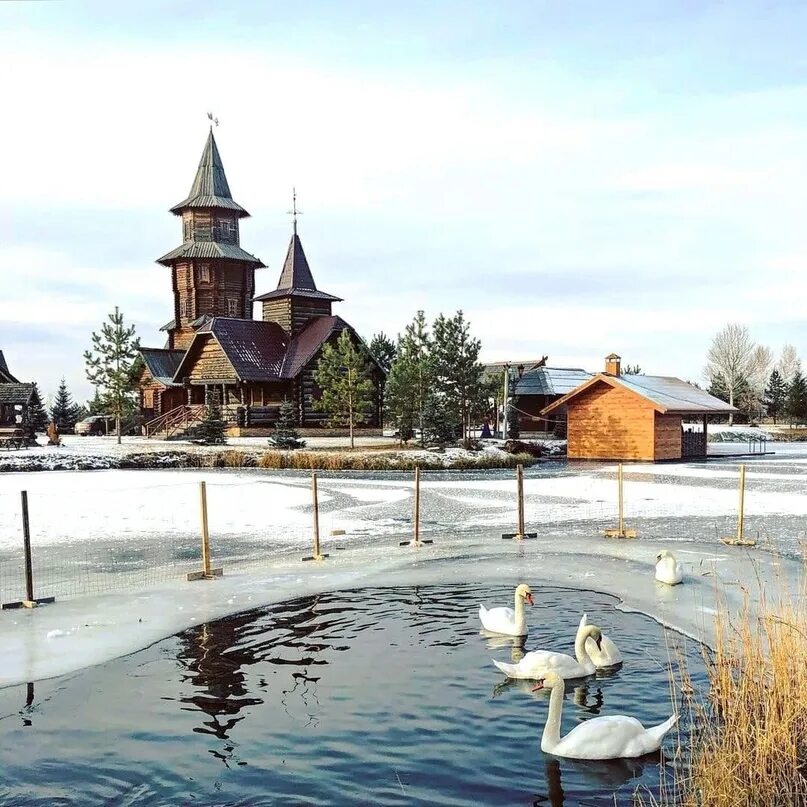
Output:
[169, 130, 249, 217]
[140, 348, 184, 386]
[0, 383, 34, 405]
[254, 233, 341, 303]
[280, 315, 349, 378]
[174, 318, 289, 382]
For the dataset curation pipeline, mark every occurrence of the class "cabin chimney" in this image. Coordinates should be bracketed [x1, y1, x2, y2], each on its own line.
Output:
[605, 353, 621, 376]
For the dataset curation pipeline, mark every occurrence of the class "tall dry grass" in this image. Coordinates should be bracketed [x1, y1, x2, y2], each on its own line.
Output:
[638, 575, 807, 806]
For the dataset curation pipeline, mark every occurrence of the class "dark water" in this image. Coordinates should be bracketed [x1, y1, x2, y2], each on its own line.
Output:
[0, 585, 705, 806]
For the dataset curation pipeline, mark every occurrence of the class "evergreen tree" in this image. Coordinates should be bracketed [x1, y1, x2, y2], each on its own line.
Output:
[431, 311, 484, 442]
[623, 364, 643, 375]
[368, 332, 396, 375]
[313, 330, 374, 449]
[384, 312, 433, 446]
[83, 306, 140, 445]
[50, 377, 82, 433]
[763, 369, 787, 424]
[27, 383, 48, 432]
[786, 368, 807, 426]
[271, 397, 305, 449]
[197, 389, 227, 445]
[422, 394, 456, 446]
[87, 389, 106, 415]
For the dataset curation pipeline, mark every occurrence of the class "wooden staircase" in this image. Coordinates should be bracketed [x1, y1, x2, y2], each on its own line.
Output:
[144, 404, 206, 439]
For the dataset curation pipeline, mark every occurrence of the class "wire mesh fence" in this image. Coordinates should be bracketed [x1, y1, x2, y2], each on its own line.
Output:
[0, 463, 803, 607]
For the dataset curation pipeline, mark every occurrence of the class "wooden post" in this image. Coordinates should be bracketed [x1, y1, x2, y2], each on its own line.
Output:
[604, 463, 637, 538]
[303, 472, 328, 561]
[502, 463, 537, 539]
[722, 464, 755, 546]
[400, 465, 433, 546]
[1, 491, 55, 609]
[187, 481, 223, 580]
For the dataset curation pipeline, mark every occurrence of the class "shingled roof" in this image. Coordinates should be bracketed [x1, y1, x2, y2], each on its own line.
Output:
[0, 383, 34, 405]
[169, 129, 249, 217]
[280, 315, 351, 378]
[255, 233, 341, 302]
[156, 240, 265, 267]
[173, 318, 290, 383]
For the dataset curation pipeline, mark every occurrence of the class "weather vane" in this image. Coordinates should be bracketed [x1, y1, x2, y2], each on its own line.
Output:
[287, 187, 302, 235]
[207, 111, 219, 128]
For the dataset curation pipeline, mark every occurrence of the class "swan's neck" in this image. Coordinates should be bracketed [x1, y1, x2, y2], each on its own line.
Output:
[513, 592, 526, 631]
[542, 678, 564, 751]
[574, 627, 593, 665]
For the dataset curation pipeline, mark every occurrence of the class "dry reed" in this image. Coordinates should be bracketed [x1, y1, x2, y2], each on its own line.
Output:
[638, 573, 807, 806]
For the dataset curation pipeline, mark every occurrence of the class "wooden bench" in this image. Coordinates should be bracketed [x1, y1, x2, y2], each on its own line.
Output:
[0, 427, 27, 450]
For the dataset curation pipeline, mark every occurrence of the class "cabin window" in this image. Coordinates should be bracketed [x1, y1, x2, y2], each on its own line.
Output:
[197, 263, 210, 283]
[183, 217, 193, 242]
[144, 389, 154, 407]
[214, 218, 236, 243]
[226, 298, 239, 316]
[179, 299, 189, 319]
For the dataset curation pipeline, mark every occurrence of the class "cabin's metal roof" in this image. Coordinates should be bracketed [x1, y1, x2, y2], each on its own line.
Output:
[140, 348, 184, 386]
[169, 130, 249, 217]
[156, 241, 265, 267]
[614, 374, 737, 414]
[0, 383, 34, 405]
[515, 367, 592, 397]
[255, 233, 341, 302]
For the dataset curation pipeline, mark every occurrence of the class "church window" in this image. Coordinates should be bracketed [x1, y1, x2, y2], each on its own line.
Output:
[226, 298, 239, 316]
[183, 217, 192, 242]
[197, 263, 210, 283]
[179, 299, 188, 319]
[215, 218, 236, 243]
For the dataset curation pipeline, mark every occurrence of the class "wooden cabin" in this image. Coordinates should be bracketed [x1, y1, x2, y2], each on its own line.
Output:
[0, 351, 34, 428]
[541, 354, 737, 461]
[137, 131, 384, 436]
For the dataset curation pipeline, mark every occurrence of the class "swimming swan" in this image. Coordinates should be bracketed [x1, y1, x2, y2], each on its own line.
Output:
[579, 613, 623, 667]
[534, 671, 678, 759]
[655, 550, 683, 585]
[479, 583, 534, 636]
[492, 624, 602, 680]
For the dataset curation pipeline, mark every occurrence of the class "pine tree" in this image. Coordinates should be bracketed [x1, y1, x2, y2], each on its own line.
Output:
[384, 312, 433, 447]
[431, 311, 484, 442]
[786, 368, 807, 426]
[27, 383, 48, 432]
[763, 369, 787, 424]
[313, 330, 375, 449]
[368, 332, 396, 375]
[83, 306, 140, 444]
[197, 389, 227, 445]
[271, 397, 305, 449]
[50, 377, 82, 433]
[422, 394, 455, 446]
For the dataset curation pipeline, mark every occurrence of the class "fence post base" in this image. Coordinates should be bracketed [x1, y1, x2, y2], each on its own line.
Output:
[501, 532, 538, 540]
[602, 528, 637, 539]
[1, 596, 55, 610]
[186, 568, 223, 582]
[302, 553, 329, 562]
[399, 538, 434, 547]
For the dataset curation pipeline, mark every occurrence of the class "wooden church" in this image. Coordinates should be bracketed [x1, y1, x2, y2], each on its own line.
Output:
[137, 130, 384, 437]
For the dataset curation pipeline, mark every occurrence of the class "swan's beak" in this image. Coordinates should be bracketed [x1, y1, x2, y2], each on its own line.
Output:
[531, 680, 545, 692]
[526, 593, 534, 606]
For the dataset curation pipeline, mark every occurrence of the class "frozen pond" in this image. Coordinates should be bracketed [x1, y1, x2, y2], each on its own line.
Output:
[0, 584, 705, 806]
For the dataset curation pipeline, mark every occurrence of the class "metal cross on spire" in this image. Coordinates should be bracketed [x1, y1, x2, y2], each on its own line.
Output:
[287, 187, 302, 235]
[207, 111, 219, 129]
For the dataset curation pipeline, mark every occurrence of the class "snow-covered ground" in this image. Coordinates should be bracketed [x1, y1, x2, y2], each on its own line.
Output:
[2, 448, 806, 688]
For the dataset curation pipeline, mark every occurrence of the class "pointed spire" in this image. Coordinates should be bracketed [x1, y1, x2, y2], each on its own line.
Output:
[277, 233, 317, 292]
[170, 130, 249, 217]
[287, 187, 302, 236]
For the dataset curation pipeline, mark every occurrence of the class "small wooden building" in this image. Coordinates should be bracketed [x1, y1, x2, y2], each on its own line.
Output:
[541, 354, 736, 461]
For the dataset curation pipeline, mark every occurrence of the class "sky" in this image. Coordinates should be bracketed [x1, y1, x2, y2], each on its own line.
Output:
[2, 1, 807, 403]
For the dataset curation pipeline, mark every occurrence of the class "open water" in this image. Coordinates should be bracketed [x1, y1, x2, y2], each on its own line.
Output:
[0, 584, 705, 806]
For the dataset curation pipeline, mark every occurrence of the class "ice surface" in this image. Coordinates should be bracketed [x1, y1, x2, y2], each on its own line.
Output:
[1, 448, 806, 688]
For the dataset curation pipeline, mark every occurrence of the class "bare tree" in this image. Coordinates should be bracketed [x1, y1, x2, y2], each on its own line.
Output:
[748, 345, 774, 392]
[706, 323, 754, 426]
[777, 344, 800, 384]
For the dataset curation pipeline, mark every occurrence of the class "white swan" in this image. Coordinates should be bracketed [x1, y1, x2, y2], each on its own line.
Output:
[579, 613, 623, 667]
[534, 671, 678, 759]
[479, 583, 534, 636]
[655, 550, 683, 585]
[492, 624, 602, 680]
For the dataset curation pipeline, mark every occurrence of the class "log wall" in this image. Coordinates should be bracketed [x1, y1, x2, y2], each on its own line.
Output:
[654, 414, 683, 461]
[566, 382, 656, 460]
[262, 297, 333, 335]
[188, 337, 238, 383]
